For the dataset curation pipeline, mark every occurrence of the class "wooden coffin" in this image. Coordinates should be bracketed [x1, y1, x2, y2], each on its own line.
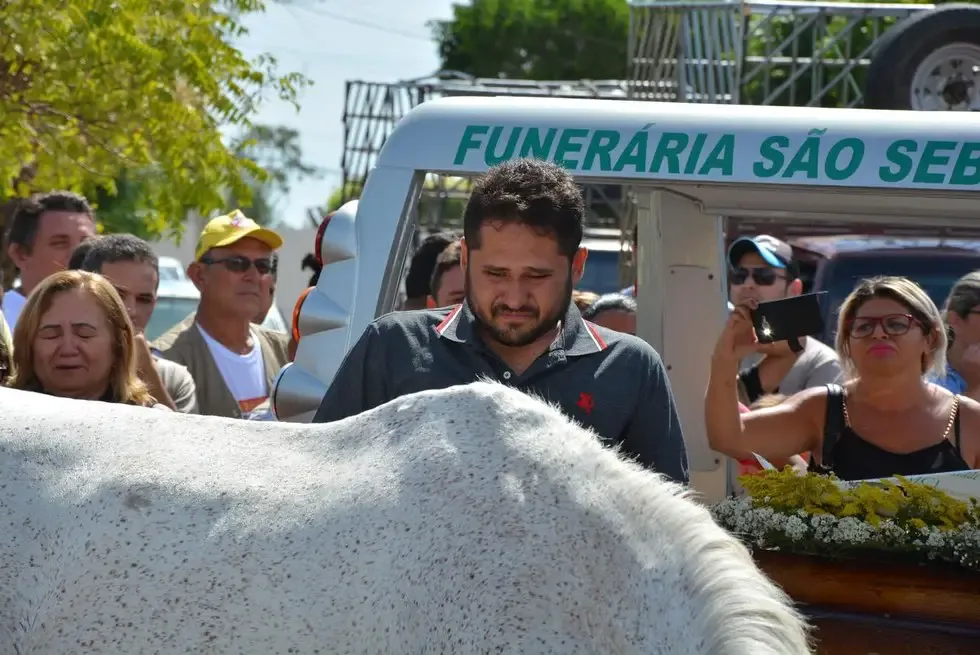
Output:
[754, 550, 980, 654]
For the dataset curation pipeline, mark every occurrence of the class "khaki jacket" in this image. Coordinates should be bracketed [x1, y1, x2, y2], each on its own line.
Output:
[152, 313, 289, 419]
[153, 356, 198, 414]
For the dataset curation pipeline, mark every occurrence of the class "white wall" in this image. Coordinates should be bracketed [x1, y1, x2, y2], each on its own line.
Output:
[151, 217, 320, 326]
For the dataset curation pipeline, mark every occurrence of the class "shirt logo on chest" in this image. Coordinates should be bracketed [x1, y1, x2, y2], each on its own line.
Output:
[577, 392, 595, 415]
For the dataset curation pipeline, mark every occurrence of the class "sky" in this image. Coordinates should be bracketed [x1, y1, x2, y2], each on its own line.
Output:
[236, 0, 456, 228]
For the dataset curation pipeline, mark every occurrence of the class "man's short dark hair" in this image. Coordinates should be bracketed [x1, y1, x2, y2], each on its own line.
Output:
[302, 253, 321, 287]
[78, 233, 159, 278]
[581, 293, 637, 321]
[429, 240, 462, 299]
[67, 235, 105, 270]
[405, 231, 459, 299]
[5, 191, 93, 252]
[463, 158, 585, 259]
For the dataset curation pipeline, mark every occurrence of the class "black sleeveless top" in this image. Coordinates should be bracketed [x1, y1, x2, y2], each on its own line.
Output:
[811, 384, 971, 481]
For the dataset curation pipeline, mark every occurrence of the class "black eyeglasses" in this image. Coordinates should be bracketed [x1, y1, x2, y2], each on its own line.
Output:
[200, 254, 277, 275]
[846, 314, 922, 338]
[729, 266, 786, 287]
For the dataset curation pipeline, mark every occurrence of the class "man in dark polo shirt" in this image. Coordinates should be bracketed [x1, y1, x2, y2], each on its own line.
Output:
[313, 158, 688, 483]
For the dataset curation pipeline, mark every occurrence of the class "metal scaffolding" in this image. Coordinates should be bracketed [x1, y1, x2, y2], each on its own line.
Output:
[340, 73, 637, 232]
[628, 0, 929, 106]
[338, 1, 932, 256]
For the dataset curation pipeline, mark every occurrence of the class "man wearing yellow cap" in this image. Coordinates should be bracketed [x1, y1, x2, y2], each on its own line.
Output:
[153, 210, 290, 418]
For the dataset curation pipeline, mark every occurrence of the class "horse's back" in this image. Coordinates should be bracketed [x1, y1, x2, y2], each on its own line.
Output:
[0, 383, 809, 654]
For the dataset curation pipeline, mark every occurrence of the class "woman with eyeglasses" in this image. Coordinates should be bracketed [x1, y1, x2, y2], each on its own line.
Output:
[706, 275, 979, 480]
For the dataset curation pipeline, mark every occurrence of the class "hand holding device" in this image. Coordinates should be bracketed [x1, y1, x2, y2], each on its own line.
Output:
[750, 292, 827, 353]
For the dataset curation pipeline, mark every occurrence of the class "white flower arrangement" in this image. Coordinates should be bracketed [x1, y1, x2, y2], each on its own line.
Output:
[710, 473, 980, 572]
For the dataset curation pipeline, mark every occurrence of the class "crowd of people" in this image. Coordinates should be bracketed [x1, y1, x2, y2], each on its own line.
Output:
[0, 193, 291, 419]
[2, 157, 978, 490]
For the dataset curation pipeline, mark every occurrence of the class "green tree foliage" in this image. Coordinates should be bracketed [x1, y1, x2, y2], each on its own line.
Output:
[327, 176, 470, 228]
[326, 180, 364, 213]
[92, 124, 320, 235]
[0, 0, 308, 238]
[432, 0, 948, 109]
[430, 0, 629, 80]
[741, 0, 941, 107]
[86, 171, 167, 238]
[225, 124, 322, 227]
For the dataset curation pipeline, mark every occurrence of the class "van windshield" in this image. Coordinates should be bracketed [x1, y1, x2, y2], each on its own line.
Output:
[145, 297, 199, 342]
[578, 249, 624, 295]
[158, 266, 184, 283]
[820, 253, 980, 342]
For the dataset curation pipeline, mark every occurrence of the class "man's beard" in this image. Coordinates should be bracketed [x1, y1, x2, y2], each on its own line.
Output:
[465, 269, 573, 348]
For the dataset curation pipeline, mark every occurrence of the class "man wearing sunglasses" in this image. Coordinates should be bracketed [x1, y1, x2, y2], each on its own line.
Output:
[153, 210, 291, 418]
[727, 235, 841, 405]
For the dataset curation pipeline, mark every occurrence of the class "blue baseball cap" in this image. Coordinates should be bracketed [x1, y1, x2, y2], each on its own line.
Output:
[727, 235, 797, 275]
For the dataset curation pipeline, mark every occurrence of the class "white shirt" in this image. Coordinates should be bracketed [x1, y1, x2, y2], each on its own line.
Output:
[740, 337, 842, 396]
[3, 289, 26, 329]
[197, 325, 268, 415]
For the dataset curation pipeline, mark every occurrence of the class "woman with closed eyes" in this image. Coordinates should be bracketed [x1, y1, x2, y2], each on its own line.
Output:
[6, 270, 162, 408]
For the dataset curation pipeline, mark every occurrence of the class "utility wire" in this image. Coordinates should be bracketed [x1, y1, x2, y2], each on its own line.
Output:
[287, 4, 433, 42]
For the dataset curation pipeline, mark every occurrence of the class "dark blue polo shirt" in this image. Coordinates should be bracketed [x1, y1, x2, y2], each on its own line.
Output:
[312, 302, 689, 483]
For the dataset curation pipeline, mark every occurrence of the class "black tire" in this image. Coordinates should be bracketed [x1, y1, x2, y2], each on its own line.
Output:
[864, 4, 980, 111]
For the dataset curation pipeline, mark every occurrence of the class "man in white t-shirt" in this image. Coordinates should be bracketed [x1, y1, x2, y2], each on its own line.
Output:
[152, 210, 290, 418]
[3, 191, 97, 327]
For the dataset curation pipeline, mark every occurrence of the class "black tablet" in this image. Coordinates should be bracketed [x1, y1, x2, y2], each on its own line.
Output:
[750, 292, 827, 344]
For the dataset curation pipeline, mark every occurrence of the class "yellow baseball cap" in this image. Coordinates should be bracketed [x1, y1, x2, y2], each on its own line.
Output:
[194, 209, 284, 261]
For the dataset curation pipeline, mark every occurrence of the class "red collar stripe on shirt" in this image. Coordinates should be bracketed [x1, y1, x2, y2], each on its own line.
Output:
[435, 304, 463, 335]
[583, 320, 608, 351]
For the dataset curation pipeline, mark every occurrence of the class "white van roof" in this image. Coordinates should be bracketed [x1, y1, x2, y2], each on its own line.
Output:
[377, 97, 980, 193]
[158, 256, 184, 269]
[157, 280, 199, 299]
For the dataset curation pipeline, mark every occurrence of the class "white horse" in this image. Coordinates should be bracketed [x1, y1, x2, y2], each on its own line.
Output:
[0, 382, 810, 654]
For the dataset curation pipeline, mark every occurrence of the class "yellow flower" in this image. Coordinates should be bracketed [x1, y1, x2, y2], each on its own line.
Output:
[737, 469, 980, 532]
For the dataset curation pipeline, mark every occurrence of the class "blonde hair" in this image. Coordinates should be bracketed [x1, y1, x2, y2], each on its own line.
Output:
[942, 271, 980, 345]
[7, 270, 153, 406]
[572, 290, 600, 312]
[834, 275, 946, 380]
[749, 393, 788, 410]
[0, 310, 11, 384]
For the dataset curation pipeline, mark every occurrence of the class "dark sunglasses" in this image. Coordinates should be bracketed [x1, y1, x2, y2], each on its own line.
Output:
[846, 313, 922, 339]
[200, 254, 277, 275]
[729, 266, 785, 287]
